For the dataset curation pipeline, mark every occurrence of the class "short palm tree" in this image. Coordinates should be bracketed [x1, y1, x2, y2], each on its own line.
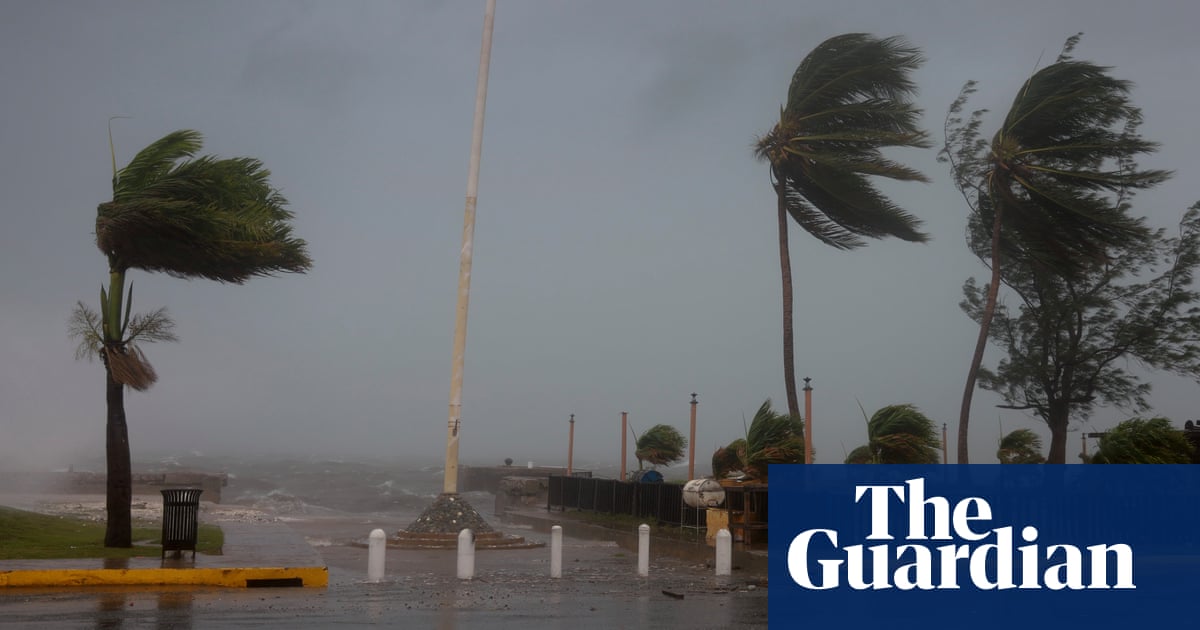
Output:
[711, 400, 805, 480]
[942, 35, 1168, 462]
[997, 428, 1045, 464]
[755, 33, 931, 424]
[71, 129, 311, 546]
[845, 404, 941, 464]
[635, 424, 687, 470]
[1090, 417, 1195, 464]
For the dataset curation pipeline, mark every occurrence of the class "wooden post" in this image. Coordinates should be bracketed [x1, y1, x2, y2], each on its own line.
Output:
[803, 378, 813, 464]
[620, 412, 628, 481]
[688, 394, 698, 480]
[567, 414, 575, 476]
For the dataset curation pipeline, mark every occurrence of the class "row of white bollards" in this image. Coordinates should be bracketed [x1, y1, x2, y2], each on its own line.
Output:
[366, 524, 734, 581]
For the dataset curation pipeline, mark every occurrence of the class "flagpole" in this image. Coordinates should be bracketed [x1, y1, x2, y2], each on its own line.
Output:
[444, 0, 496, 495]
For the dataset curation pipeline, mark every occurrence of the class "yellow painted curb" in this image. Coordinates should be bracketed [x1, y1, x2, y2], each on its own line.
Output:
[0, 566, 328, 588]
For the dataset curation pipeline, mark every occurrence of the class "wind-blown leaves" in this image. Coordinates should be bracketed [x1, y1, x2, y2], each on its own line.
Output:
[1090, 418, 1195, 464]
[997, 428, 1045, 464]
[635, 424, 687, 469]
[756, 33, 931, 250]
[96, 130, 312, 283]
[845, 404, 941, 464]
[711, 400, 805, 480]
[944, 44, 1169, 275]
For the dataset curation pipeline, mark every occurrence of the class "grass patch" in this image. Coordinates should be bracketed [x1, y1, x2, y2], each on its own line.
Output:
[0, 506, 223, 560]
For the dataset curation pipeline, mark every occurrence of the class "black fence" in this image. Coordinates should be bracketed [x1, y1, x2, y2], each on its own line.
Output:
[547, 476, 706, 528]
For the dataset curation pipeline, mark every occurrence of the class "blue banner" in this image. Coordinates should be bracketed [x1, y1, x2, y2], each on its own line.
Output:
[768, 465, 1200, 629]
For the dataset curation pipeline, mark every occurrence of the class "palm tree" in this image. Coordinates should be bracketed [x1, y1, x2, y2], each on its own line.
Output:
[635, 424, 687, 470]
[711, 400, 805, 480]
[997, 428, 1045, 464]
[845, 404, 941, 464]
[942, 34, 1168, 463]
[755, 33, 931, 424]
[70, 129, 311, 546]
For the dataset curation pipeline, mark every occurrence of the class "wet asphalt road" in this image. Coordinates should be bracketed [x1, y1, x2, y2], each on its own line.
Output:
[0, 521, 768, 629]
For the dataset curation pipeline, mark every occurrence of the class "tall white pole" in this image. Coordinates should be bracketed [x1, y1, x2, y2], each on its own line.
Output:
[444, 0, 497, 495]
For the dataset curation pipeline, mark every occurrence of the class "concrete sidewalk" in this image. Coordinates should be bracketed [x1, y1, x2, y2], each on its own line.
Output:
[502, 507, 770, 576]
[0, 521, 328, 588]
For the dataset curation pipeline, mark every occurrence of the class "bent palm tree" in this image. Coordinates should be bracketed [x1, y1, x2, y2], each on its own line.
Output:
[635, 424, 687, 469]
[942, 35, 1168, 462]
[755, 33, 930, 424]
[72, 129, 311, 546]
[845, 404, 941, 464]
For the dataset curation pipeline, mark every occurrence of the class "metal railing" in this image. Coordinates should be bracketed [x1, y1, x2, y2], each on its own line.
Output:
[547, 476, 706, 528]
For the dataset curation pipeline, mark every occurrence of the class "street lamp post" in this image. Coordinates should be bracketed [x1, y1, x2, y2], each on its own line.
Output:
[688, 393, 697, 480]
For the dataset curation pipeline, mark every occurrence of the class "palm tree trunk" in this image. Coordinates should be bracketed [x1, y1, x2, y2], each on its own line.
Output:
[776, 188, 801, 423]
[104, 363, 132, 547]
[958, 205, 1004, 463]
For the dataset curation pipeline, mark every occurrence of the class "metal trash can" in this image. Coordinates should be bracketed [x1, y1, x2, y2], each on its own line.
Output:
[160, 488, 203, 559]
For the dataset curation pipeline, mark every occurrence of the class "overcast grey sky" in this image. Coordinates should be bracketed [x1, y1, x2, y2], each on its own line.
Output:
[3, 1, 1199, 470]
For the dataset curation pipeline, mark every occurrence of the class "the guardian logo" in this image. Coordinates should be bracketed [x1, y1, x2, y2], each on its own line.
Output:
[787, 478, 1135, 591]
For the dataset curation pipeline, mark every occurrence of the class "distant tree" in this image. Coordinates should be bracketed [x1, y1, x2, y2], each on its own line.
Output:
[755, 33, 930, 423]
[70, 129, 311, 547]
[635, 424, 687, 469]
[941, 34, 1169, 463]
[1090, 418, 1195, 464]
[997, 428, 1045, 464]
[845, 404, 941, 464]
[962, 206, 1200, 463]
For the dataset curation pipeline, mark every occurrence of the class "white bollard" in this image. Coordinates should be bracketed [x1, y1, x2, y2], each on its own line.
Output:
[637, 523, 650, 577]
[715, 528, 732, 576]
[550, 525, 563, 578]
[367, 528, 386, 582]
[457, 528, 475, 580]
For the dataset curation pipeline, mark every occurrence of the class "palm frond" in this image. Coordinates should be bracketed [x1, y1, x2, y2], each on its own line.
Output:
[97, 130, 312, 283]
[113, 130, 202, 196]
[123, 307, 178, 345]
[743, 400, 806, 477]
[68, 301, 104, 361]
[982, 58, 1168, 273]
[848, 404, 941, 464]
